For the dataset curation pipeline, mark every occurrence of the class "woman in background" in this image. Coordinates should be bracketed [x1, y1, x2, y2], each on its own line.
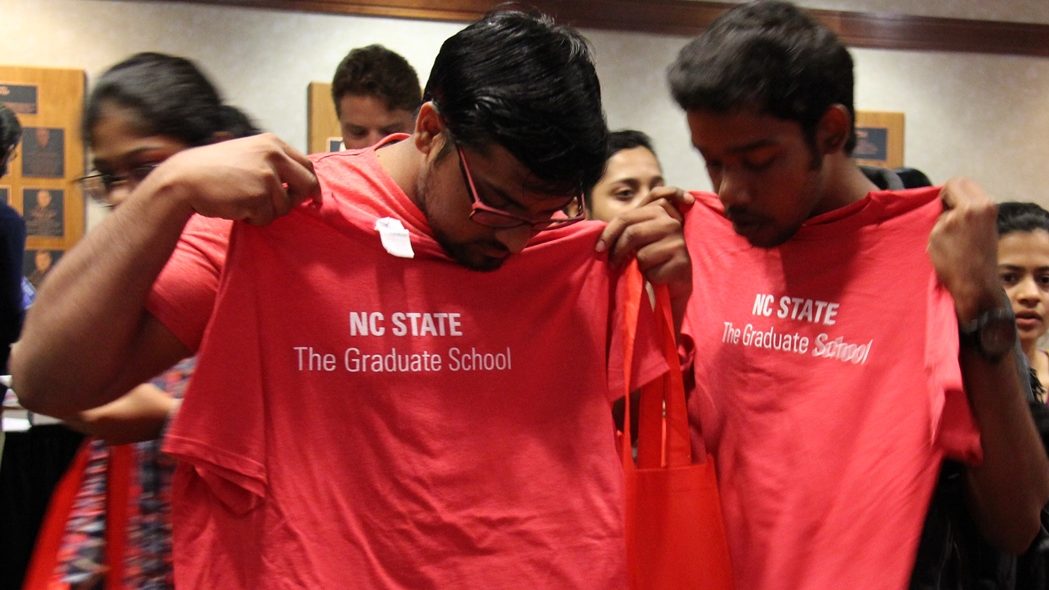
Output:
[585, 129, 664, 223]
[997, 201, 1049, 399]
[27, 52, 254, 589]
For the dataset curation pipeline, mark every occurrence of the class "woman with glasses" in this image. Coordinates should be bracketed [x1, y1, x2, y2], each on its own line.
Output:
[32, 52, 255, 590]
[79, 56, 257, 208]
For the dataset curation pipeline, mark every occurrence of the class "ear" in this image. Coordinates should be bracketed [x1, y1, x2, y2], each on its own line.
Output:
[816, 104, 852, 155]
[413, 101, 447, 156]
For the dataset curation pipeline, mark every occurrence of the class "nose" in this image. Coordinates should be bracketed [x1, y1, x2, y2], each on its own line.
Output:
[635, 188, 653, 207]
[1015, 275, 1042, 304]
[493, 224, 535, 254]
[717, 170, 750, 210]
[366, 130, 385, 147]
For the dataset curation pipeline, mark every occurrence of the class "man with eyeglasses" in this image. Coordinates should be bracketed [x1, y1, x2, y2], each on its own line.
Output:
[13, 11, 689, 589]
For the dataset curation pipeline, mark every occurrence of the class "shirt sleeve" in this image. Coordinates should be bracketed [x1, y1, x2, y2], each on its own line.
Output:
[146, 215, 232, 352]
[162, 223, 267, 514]
[926, 277, 982, 464]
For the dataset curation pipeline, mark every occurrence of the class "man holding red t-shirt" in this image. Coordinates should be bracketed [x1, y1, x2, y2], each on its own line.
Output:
[12, 11, 691, 589]
[665, 2, 1049, 589]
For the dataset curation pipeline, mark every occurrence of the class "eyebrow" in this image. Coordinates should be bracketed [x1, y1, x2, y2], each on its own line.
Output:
[490, 186, 527, 209]
[698, 138, 778, 158]
[998, 264, 1049, 271]
[727, 139, 779, 155]
[610, 174, 665, 186]
[466, 151, 576, 213]
[474, 172, 543, 212]
[92, 145, 167, 170]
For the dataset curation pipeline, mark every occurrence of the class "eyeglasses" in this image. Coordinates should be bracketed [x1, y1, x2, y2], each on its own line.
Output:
[456, 144, 586, 231]
[78, 163, 160, 205]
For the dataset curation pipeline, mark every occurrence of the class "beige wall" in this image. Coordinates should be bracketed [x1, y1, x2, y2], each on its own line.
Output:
[1, 0, 1047, 230]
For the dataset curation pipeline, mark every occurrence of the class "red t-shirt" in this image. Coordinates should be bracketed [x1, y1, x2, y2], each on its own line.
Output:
[159, 142, 661, 589]
[147, 214, 231, 351]
[683, 187, 981, 590]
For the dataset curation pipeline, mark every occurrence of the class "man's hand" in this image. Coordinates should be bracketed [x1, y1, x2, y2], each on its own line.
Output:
[597, 186, 694, 327]
[928, 177, 1049, 551]
[927, 177, 1001, 322]
[11, 133, 319, 416]
[141, 133, 321, 225]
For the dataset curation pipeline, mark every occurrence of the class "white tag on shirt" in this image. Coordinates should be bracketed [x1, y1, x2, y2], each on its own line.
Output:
[375, 217, 414, 259]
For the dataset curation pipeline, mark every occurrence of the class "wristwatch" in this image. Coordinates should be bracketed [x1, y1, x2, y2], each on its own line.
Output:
[958, 306, 1017, 362]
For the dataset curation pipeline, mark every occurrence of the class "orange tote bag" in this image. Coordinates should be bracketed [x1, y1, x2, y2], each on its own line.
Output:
[620, 262, 734, 590]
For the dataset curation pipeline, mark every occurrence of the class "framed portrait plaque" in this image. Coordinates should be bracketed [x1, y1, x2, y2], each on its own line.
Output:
[0, 83, 38, 115]
[21, 127, 65, 178]
[23, 186, 64, 237]
[23, 248, 62, 289]
[0, 65, 86, 270]
[853, 111, 905, 169]
[307, 82, 341, 154]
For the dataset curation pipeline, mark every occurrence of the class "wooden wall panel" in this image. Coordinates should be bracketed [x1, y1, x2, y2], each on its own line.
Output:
[0, 66, 85, 287]
[308, 82, 343, 154]
[854, 111, 905, 169]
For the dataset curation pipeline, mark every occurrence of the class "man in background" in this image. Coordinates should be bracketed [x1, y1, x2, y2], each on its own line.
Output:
[331, 44, 421, 149]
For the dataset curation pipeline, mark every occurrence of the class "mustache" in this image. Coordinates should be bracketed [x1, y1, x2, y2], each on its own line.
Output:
[725, 207, 763, 225]
[477, 240, 510, 254]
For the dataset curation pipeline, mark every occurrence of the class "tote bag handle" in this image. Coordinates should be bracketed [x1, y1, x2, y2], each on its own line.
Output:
[618, 259, 735, 590]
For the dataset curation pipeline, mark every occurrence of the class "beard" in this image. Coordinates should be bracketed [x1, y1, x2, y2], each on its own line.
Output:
[416, 170, 509, 272]
[729, 154, 825, 249]
[430, 225, 508, 272]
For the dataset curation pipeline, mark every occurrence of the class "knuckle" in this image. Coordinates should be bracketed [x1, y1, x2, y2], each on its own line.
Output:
[620, 224, 641, 244]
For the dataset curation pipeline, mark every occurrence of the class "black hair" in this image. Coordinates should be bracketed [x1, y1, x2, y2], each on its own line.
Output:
[83, 52, 256, 147]
[859, 165, 903, 190]
[423, 10, 608, 195]
[667, 0, 856, 155]
[331, 45, 422, 115]
[0, 105, 21, 177]
[997, 201, 1049, 237]
[607, 129, 656, 160]
[894, 167, 932, 189]
[217, 104, 261, 139]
